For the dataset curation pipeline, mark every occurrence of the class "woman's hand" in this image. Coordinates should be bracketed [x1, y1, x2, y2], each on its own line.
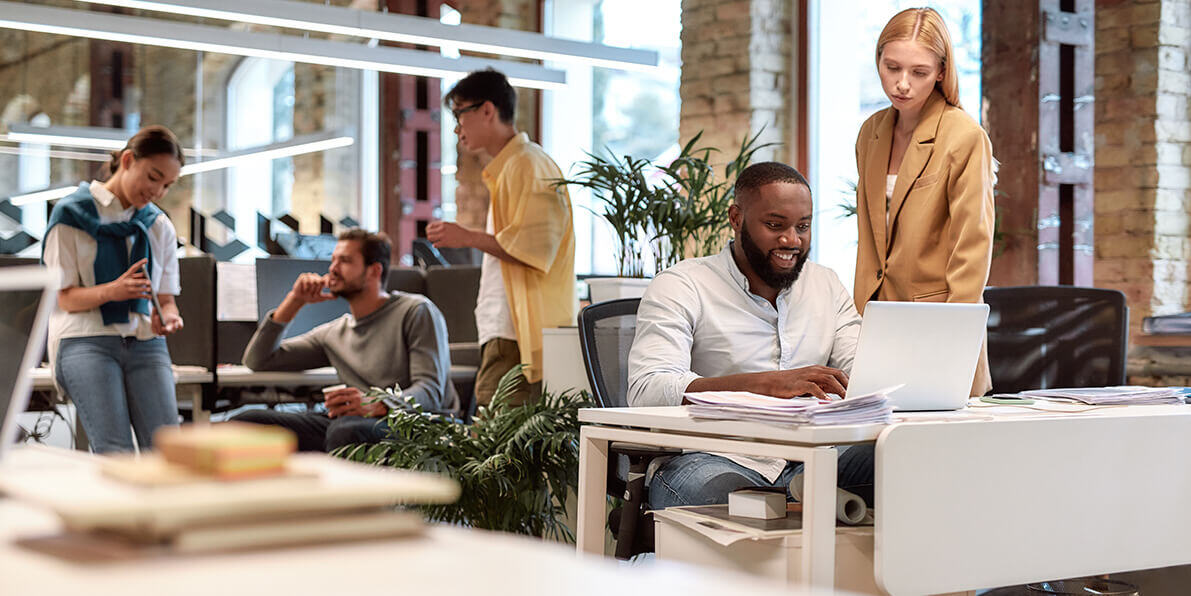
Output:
[104, 258, 152, 303]
[151, 311, 184, 336]
[151, 293, 183, 336]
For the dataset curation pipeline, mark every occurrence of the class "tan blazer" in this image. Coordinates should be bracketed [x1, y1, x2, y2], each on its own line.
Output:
[853, 91, 996, 396]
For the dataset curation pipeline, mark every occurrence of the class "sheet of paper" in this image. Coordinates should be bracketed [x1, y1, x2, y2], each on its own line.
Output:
[216, 262, 258, 322]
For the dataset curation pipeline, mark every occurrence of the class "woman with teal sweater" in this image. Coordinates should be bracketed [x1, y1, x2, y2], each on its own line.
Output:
[43, 125, 185, 453]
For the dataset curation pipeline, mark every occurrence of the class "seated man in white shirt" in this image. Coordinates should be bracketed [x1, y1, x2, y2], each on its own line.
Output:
[627, 161, 874, 509]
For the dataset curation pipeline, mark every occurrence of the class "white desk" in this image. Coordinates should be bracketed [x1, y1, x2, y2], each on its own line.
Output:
[578, 406, 886, 590]
[578, 403, 1191, 595]
[29, 366, 335, 425]
[30, 365, 214, 391]
[29, 366, 215, 427]
[212, 365, 339, 388]
[0, 447, 829, 596]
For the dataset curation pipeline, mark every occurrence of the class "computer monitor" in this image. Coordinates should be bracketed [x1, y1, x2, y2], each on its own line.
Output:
[0, 266, 57, 459]
[254, 257, 348, 340]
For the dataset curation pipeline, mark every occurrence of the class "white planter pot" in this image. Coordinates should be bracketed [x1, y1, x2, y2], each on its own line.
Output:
[586, 277, 652, 304]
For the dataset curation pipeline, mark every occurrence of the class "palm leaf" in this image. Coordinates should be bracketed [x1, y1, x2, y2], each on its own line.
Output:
[333, 366, 593, 540]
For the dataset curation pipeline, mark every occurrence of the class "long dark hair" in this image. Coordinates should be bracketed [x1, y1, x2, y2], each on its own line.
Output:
[101, 125, 185, 180]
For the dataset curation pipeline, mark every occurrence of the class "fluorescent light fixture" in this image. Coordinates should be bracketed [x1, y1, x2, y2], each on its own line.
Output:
[9, 186, 78, 207]
[0, 145, 111, 162]
[7, 132, 355, 206]
[75, 0, 659, 71]
[181, 132, 354, 175]
[7, 123, 128, 150]
[0, 2, 565, 89]
[5, 124, 219, 157]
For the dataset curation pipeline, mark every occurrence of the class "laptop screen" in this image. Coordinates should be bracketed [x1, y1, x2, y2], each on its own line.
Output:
[0, 268, 55, 455]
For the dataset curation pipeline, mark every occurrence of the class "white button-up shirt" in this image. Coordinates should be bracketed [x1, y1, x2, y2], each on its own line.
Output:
[44, 181, 180, 362]
[627, 245, 861, 481]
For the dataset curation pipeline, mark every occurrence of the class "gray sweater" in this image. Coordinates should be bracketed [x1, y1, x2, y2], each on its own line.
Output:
[242, 293, 459, 414]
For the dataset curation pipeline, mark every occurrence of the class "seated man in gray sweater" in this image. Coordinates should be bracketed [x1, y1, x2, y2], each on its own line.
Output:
[232, 229, 458, 452]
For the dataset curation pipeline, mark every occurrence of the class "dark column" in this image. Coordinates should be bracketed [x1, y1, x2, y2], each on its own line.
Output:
[1039, 0, 1095, 285]
[984, 1, 1042, 286]
[380, 0, 444, 265]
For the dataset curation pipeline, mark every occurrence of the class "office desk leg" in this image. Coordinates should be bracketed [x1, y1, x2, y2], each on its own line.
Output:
[799, 446, 838, 589]
[577, 426, 609, 556]
[178, 386, 209, 425]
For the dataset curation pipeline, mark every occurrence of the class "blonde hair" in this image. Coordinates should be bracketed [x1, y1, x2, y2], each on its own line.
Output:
[875, 7, 960, 108]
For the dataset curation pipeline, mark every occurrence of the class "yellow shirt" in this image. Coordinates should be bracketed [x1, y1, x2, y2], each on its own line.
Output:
[482, 132, 576, 384]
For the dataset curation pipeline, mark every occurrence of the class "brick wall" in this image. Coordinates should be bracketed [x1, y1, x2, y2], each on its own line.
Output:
[0, 33, 92, 190]
[451, 0, 541, 232]
[679, 0, 791, 166]
[1095, 0, 1191, 337]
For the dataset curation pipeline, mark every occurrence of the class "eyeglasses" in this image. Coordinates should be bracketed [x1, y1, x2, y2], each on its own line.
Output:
[450, 102, 483, 121]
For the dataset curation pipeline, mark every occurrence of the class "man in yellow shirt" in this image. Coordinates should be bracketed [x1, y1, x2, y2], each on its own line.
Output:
[428, 69, 576, 406]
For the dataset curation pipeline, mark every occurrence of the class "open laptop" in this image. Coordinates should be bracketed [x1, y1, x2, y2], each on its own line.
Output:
[0, 266, 58, 459]
[844, 301, 989, 411]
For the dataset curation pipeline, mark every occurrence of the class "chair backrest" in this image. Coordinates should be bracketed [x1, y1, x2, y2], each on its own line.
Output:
[578, 298, 640, 408]
[168, 255, 217, 369]
[425, 265, 480, 344]
[983, 286, 1129, 393]
[411, 238, 450, 268]
[386, 266, 427, 295]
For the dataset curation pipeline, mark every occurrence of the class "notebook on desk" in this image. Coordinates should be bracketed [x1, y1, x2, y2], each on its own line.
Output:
[845, 301, 989, 411]
[0, 266, 58, 460]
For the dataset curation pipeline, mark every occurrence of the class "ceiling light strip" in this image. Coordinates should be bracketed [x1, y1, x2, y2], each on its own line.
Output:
[6, 124, 222, 157]
[7, 133, 356, 206]
[75, 0, 658, 71]
[0, 2, 565, 89]
[0, 145, 111, 162]
[180, 134, 354, 175]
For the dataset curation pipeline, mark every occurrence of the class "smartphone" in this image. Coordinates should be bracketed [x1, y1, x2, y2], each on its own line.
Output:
[979, 394, 1036, 405]
[142, 264, 164, 316]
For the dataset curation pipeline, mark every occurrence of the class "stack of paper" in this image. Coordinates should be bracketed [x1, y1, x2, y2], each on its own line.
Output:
[684, 388, 894, 425]
[1019, 386, 1187, 405]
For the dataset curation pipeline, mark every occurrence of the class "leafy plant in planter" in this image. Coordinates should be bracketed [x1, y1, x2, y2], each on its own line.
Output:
[334, 366, 592, 541]
[559, 129, 775, 277]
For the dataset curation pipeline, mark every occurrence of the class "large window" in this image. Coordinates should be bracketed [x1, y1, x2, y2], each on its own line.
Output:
[543, 0, 682, 276]
[226, 58, 294, 254]
[434, 1, 680, 276]
[220, 57, 376, 260]
[809, 1, 982, 293]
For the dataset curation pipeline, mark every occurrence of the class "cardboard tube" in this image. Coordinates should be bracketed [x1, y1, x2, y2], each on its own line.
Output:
[788, 472, 868, 525]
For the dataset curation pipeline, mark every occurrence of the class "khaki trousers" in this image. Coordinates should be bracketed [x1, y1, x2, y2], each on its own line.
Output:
[474, 338, 540, 408]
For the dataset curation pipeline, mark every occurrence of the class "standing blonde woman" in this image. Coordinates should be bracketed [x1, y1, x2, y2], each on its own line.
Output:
[854, 7, 995, 396]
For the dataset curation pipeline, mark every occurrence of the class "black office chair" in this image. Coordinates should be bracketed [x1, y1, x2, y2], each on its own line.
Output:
[578, 298, 679, 560]
[984, 286, 1129, 393]
[412, 239, 450, 268]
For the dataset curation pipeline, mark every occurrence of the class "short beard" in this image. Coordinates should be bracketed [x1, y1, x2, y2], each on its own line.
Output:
[329, 275, 366, 299]
[737, 225, 809, 290]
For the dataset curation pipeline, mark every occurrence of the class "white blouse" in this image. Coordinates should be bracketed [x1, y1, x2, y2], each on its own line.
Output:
[885, 174, 897, 225]
[43, 181, 180, 358]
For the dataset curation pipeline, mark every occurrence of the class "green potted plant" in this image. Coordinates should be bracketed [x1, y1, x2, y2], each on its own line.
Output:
[559, 129, 773, 303]
[334, 366, 592, 540]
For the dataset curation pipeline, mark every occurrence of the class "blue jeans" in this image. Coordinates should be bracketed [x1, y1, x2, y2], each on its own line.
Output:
[648, 444, 876, 510]
[230, 409, 391, 453]
[56, 336, 179, 454]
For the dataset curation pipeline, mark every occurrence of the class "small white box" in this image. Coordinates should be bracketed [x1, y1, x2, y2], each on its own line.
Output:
[727, 489, 786, 520]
